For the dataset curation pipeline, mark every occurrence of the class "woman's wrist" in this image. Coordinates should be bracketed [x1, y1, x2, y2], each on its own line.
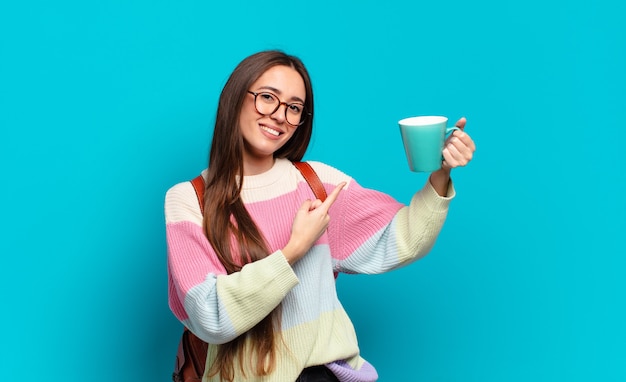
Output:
[429, 167, 451, 197]
[282, 240, 305, 265]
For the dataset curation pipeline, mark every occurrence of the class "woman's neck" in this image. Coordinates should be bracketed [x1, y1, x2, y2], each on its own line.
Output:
[243, 155, 275, 176]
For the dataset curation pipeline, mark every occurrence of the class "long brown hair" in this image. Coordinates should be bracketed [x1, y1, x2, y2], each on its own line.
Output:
[203, 51, 314, 380]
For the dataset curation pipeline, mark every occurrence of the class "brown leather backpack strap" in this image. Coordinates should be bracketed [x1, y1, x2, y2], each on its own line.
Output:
[293, 161, 338, 279]
[190, 175, 205, 214]
[293, 161, 327, 202]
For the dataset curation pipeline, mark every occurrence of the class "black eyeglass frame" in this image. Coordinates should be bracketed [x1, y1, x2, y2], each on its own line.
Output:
[247, 90, 311, 127]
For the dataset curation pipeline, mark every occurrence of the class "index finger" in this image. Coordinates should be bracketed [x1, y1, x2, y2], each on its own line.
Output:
[458, 132, 476, 152]
[319, 182, 347, 212]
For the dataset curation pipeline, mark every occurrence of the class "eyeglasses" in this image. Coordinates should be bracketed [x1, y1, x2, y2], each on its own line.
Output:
[247, 91, 310, 127]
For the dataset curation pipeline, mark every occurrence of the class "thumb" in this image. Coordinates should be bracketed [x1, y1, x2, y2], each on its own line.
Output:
[309, 199, 323, 210]
[455, 117, 467, 130]
[299, 199, 313, 212]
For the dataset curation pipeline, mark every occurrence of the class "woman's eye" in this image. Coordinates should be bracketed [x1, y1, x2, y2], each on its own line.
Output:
[260, 93, 276, 103]
[288, 104, 303, 114]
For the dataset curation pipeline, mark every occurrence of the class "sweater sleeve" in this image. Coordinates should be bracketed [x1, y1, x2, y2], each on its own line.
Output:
[327, 173, 455, 275]
[165, 181, 299, 344]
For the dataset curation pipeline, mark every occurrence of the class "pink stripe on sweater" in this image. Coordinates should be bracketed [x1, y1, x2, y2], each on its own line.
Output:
[245, 179, 402, 262]
[167, 221, 227, 292]
[168, 262, 188, 320]
[244, 182, 332, 248]
[328, 181, 403, 261]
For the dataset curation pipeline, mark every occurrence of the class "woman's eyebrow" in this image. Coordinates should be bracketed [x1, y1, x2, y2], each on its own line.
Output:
[257, 85, 305, 104]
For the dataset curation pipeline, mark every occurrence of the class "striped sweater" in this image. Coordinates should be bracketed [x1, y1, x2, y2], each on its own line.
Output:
[165, 158, 455, 381]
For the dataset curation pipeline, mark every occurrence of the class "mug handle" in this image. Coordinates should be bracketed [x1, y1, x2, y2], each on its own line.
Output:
[441, 126, 461, 161]
[445, 126, 461, 135]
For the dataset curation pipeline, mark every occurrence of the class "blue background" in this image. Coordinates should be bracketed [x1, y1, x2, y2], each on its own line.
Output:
[1, 0, 625, 381]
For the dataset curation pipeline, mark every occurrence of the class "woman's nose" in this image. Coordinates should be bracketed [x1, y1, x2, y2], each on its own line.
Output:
[271, 103, 288, 123]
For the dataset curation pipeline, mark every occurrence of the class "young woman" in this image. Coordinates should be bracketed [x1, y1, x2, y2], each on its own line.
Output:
[165, 50, 476, 382]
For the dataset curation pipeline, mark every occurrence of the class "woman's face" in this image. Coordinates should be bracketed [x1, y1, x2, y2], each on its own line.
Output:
[239, 65, 306, 173]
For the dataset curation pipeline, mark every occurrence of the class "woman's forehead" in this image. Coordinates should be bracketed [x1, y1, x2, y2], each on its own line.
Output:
[252, 66, 306, 100]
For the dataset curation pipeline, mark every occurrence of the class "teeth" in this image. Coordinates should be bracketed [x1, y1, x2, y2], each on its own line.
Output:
[261, 125, 280, 136]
